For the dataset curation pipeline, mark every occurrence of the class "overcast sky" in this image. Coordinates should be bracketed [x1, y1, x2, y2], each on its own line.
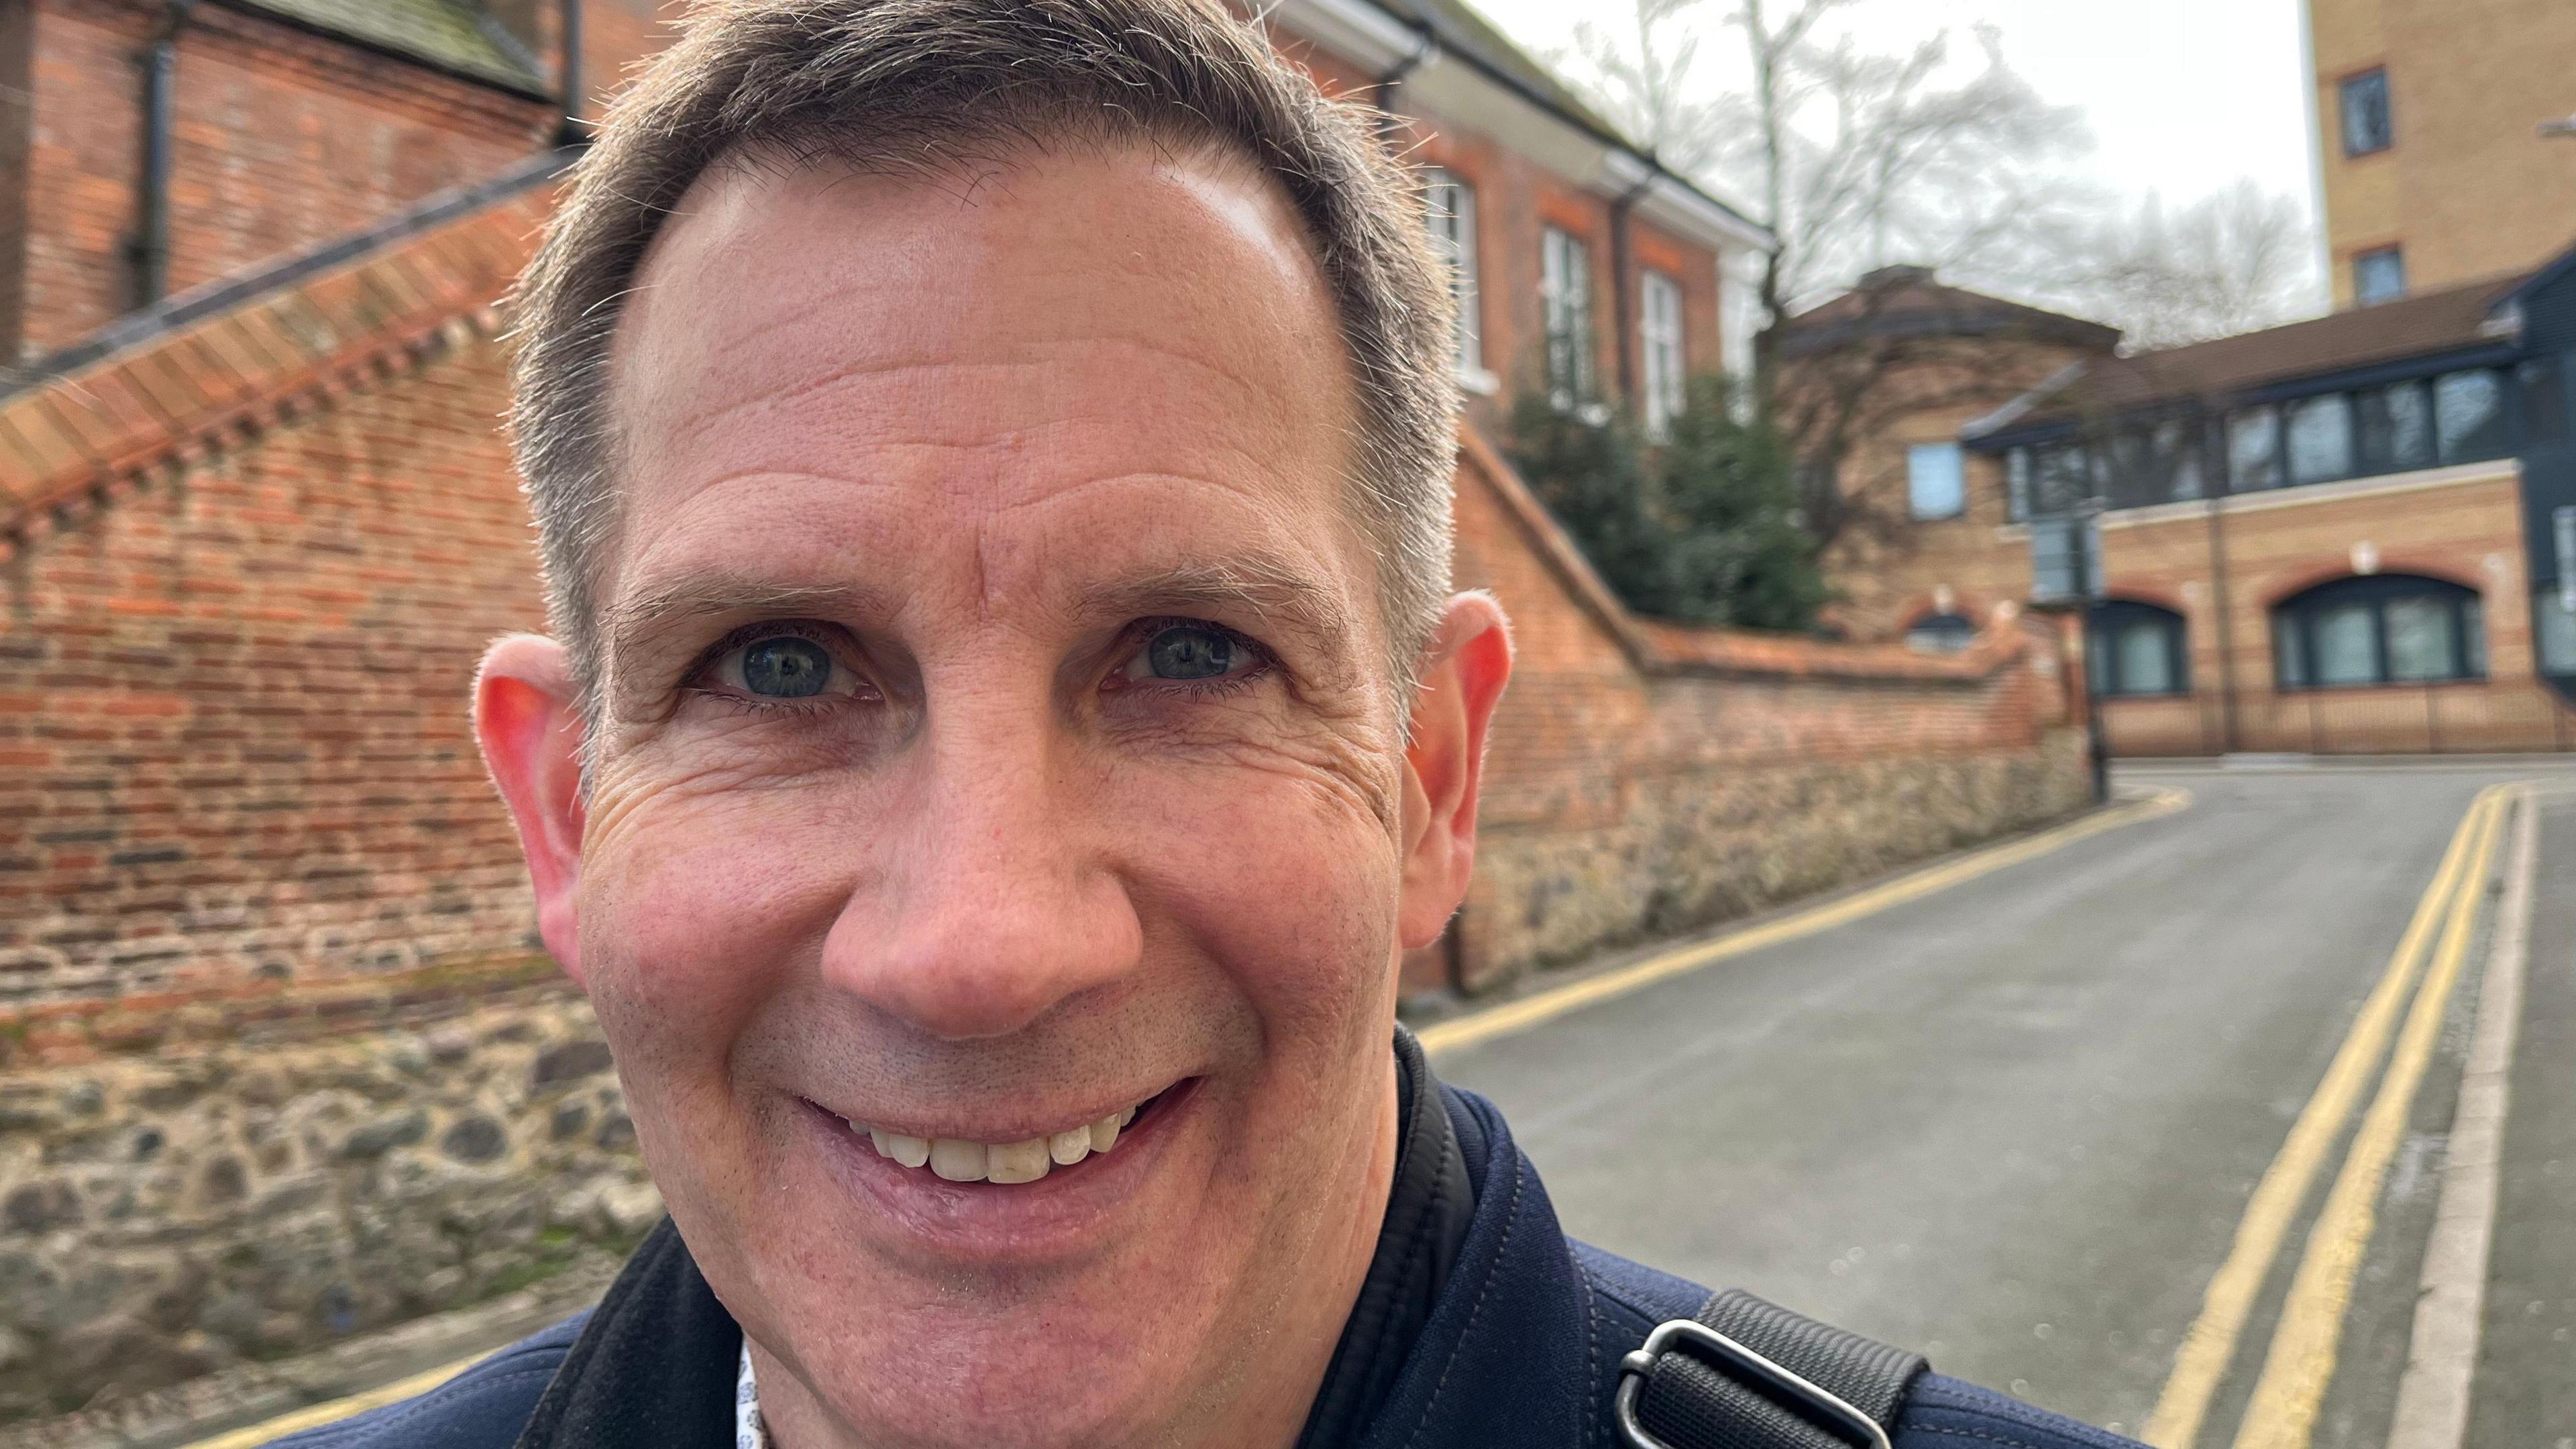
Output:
[1468, 0, 2320, 225]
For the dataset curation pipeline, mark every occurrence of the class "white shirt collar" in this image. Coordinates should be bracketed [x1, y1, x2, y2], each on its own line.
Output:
[735, 1341, 768, 1449]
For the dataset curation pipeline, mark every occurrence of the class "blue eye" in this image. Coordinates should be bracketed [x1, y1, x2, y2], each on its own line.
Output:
[1146, 626, 1238, 680]
[739, 637, 834, 698]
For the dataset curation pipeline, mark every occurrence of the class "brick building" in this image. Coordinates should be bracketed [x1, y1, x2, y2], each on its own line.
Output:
[1781, 266, 2124, 642]
[1266, 0, 1772, 435]
[1809, 4, 2576, 757]
[2308, 0, 2576, 307]
[1801, 252, 2576, 757]
[0, 0, 2088, 1415]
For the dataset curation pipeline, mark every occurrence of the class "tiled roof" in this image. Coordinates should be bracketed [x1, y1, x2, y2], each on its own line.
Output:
[226, 0, 546, 93]
[1377, 0, 1767, 244]
[2023, 268, 2533, 419]
[0, 178, 553, 554]
[1379, 0, 1621, 144]
[1778, 266, 2123, 358]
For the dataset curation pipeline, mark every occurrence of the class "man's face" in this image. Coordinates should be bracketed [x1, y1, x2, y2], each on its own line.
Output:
[476, 143, 1507, 1449]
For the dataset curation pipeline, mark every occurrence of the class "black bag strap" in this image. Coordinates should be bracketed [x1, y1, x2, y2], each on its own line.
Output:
[1615, 1289, 1929, 1449]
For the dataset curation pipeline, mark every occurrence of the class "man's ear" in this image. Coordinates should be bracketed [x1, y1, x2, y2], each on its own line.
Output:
[474, 634, 590, 984]
[1396, 592, 1513, 951]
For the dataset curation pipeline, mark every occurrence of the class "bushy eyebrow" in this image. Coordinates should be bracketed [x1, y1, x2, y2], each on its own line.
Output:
[1073, 553, 1358, 657]
[600, 576, 896, 702]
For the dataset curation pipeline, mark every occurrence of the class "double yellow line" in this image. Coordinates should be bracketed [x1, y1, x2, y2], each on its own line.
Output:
[2143, 784, 2516, 1449]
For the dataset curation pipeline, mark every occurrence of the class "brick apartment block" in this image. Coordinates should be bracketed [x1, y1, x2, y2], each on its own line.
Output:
[1801, 256, 2576, 757]
[2309, 0, 2576, 308]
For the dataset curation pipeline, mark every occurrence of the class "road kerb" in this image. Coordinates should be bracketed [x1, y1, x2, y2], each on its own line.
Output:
[2229, 789, 2508, 1449]
[2379, 786, 2537, 1449]
[2142, 784, 2507, 1449]
[1417, 786, 2190, 1061]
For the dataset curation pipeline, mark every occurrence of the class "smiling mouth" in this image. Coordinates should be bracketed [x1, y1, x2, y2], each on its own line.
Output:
[833, 1082, 1185, 1185]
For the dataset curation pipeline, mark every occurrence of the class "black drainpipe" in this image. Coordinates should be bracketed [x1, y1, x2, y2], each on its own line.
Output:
[555, 0, 585, 144]
[129, 1, 196, 309]
[1368, 25, 1436, 137]
[1607, 166, 1655, 409]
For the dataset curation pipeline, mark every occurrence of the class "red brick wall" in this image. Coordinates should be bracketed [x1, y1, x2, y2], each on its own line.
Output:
[17, 0, 553, 357]
[0, 323, 547, 1008]
[1447, 439, 2086, 989]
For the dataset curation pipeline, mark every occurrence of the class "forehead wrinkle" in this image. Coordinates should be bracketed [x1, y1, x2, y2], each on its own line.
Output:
[640, 337, 1310, 474]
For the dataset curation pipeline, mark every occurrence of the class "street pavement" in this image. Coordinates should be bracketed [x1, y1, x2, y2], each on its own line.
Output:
[1434, 761, 2576, 1449]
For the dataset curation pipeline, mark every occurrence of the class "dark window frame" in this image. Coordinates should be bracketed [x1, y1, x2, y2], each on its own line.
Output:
[1904, 612, 1976, 655]
[2356, 378, 2434, 473]
[2353, 246, 2406, 306]
[1987, 352, 2557, 521]
[2272, 574, 2485, 690]
[2433, 368, 2512, 464]
[2088, 600, 2191, 697]
[2519, 354, 2569, 447]
[2340, 68, 2394, 157]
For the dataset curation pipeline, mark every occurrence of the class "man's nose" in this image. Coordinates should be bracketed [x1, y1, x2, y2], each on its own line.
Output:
[817, 701, 1144, 1039]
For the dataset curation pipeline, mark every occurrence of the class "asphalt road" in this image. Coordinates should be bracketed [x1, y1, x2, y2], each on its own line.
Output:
[1435, 761, 2576, 1448]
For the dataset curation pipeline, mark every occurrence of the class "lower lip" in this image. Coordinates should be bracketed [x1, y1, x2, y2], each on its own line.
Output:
[800, 1081, 1201, 1260]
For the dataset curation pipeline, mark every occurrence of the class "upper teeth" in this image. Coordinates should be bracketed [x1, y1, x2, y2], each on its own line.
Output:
[851, 1105, 1140, 1184]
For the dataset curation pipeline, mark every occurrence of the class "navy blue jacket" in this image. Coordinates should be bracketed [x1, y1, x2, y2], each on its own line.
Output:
[278, 1083, 2141, 1449]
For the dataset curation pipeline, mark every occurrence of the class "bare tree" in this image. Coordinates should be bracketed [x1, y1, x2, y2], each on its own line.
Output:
[1569, 0, 1729, 175]
[1564, 0, 2091, 342]
[1713, 15, 2088, 320]
[2037, 180, 2322, 350]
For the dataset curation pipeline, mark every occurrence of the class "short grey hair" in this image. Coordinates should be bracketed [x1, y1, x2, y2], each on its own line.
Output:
[508, 0, 1460, 723]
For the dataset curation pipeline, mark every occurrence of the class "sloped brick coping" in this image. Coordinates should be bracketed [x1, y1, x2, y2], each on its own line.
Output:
[0, 172, 559, 563]
[0, 953, 568, 1069]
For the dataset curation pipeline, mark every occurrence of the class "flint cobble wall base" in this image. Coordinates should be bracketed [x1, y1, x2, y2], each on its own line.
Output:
[1463, 737, 2089, 984]
[0, 991, 650, 1421]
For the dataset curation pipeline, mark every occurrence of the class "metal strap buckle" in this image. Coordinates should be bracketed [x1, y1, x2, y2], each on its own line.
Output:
[1614, 1318, 1895, 1449]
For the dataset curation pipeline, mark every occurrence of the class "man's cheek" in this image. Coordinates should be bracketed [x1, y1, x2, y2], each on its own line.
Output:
[579, 784, 854, 1025]
[1119, 768, 1399, 1006]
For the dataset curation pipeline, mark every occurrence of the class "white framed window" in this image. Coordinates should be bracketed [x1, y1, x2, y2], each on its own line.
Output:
[1907, 442, 1966, 521]
[1422, 169, 1487, 387]
[1640, 270, 1686, 438]
[1541, 227, 1596, 411]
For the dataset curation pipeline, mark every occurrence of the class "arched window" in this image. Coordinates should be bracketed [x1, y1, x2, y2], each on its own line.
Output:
[1904, 612, 1976, 655]
[2088, 600, 2190, 696]
[2273, 575, 2485, 689]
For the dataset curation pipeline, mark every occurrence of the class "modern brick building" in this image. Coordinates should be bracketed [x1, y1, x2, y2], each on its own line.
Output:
[1803, 252, 2576, 757]
[1811, 3, 2576, 758]
[2307, 0, 2576, 307]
